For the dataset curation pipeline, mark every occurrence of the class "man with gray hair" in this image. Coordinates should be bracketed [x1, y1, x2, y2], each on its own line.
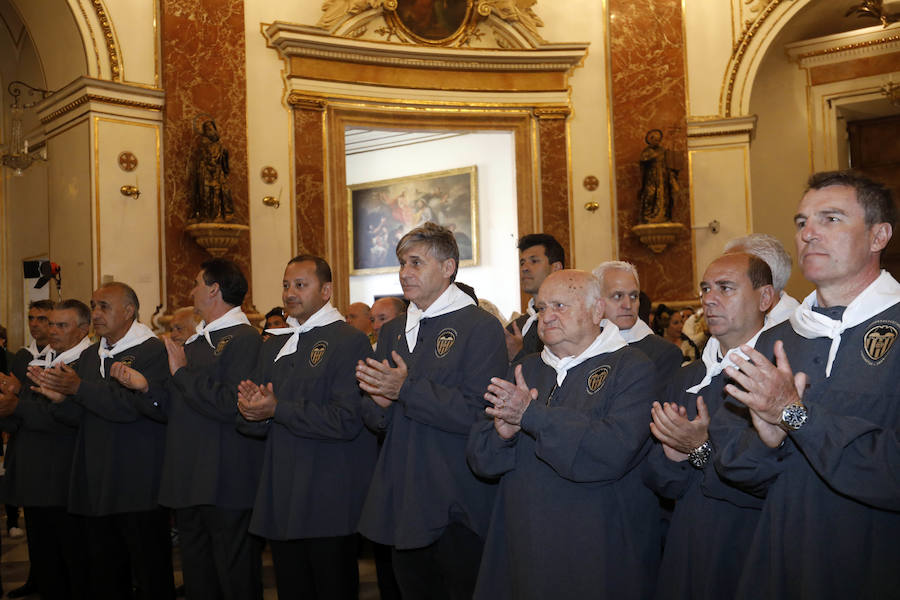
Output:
[724, 233, 799, 327]
[468, 269, 660, 598]
[593, 261, 682, 388]
[356, 222, 507, 599]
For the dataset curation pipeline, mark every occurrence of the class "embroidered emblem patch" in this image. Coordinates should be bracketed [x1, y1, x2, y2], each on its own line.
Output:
[435, 328, 457, 358]
[118, 355, 136, 368]
[214, 335, 233, 356]
[586, 365, 610, 394]
[309, 341, 328, 367]
[862, 321, 898, 365]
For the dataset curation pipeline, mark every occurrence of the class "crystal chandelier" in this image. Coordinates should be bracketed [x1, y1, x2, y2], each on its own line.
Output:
[1, 81, 53, 176]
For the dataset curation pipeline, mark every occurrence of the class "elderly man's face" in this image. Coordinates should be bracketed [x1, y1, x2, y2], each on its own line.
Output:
[90, 286, 134, 343]
[169, 311, 198, 346]
[371, 299, 402, 336]
[600, 269, 639, 331]
[536, 271, 604, 357]
[346, 303, 373, 334]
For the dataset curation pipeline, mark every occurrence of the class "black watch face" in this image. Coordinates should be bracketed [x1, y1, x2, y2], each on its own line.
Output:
[782, 404, 808, 430]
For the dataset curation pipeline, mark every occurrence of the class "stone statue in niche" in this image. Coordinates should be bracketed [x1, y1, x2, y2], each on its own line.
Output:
[191, 118, 234, 222]
[638, 128, 680, 224]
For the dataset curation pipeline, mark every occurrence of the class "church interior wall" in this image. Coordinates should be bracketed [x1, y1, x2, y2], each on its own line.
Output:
[345, 130, 520, 321]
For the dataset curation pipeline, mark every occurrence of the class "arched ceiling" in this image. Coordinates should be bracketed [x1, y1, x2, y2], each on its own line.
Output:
[0, 0, 86, 90]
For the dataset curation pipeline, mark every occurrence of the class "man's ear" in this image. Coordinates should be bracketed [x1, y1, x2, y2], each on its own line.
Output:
[758, 284, 776, 314]
[551, 261, 563, 273]
[321, 281, 333, 302]
[209, 281, 221, 300]
[441, 258, 457, 279]
[870, 222, 892, 254]
[592, 297, 606, 325]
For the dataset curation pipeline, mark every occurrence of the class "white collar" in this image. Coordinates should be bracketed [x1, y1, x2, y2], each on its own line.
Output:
[25, 340, 50, 360]
[405, 284, 475, 351]
[540, 320, 627, 386]
[98, 320, 157, 377]
[619, 318, 653, 343]
[686, 328, 764, 394]
[520, 297, 538, 336]
[269, 302, 345, 362]
[185, 306, 250, 347]
[789, 270, 900, 376]
[764, 291, 800, 330]
[42, 336, 92, 368]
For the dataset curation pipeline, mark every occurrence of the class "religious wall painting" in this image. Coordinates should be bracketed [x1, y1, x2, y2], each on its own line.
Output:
[348, 166, 479, 274]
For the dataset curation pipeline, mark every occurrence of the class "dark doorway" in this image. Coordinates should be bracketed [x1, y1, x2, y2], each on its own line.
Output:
[848, 114, 900, 278]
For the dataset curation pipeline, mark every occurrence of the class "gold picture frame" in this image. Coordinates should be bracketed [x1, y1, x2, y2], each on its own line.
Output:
[348, 166, 479, 275]
[384, 0, 476, 45]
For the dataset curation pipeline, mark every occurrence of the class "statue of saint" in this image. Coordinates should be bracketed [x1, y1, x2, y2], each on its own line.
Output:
[638, 129, 680, 224]
[191, 119, 234, 221]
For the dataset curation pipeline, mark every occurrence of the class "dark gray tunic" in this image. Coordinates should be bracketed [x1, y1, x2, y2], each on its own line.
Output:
[0, 359, 82, 508]
[238, 321, 376, 541]
[52, 337, 169, 515]
[359, 305, 507, 549]
[467, 346, 661, 600]
[156, 323, 264, 509]
[509, 313, 542, 363]
[631, 333, 683, 393]
[642, 360, 763, 600]
[714, 305, 900, 599]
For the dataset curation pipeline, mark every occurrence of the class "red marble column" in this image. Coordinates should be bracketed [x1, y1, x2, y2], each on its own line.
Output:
[536, 110, 572, 264]
[292, 99, 328, 256]
[608, 0, 692, 301]
[161, 0, 251, 310]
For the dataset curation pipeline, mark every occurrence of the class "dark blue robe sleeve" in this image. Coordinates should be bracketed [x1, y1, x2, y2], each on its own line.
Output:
[172, 330, 261, 424]
[466, 418, 519, 479]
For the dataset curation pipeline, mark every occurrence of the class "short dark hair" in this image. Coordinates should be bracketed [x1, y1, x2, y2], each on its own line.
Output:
[288, 255, 332, 284]
[807, 170, 896, 228]
[265, 306, 284, 320]
[396, 222, 461, 281]
[0, 324, 6, 342]
[201, 258, 248, 307]
[54, 299, 91, 327]
[100, 281, 140, 320]
[29, 299, 55, 312]
[518, 233, 565, 267]
[746, 254, 774, 290]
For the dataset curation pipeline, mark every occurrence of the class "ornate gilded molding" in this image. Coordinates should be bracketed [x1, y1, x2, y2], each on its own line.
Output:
[722, 0, 791, 116]
[40, 94, 161, 124]
[287, 93, 329, 110]
[90, 0, 122, 80]
[316, 0, 546, 48]
[786, 24, 900, 67]
[533, 106, 570, 119]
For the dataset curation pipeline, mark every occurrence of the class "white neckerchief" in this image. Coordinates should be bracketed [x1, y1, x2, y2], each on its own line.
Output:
[269, 302, 345, 363]
[540, 320, 627, 386]
[26, 341, 51, 366]
[764, 291, 800, 330]
[43, 336, 92, 368]
[405, 284, 475, 352]
[98, 320, 157, 377]
[789, 270, 900, 377]
[686, 328, 764, 394]
[185, 306, 250, 347]
[619, 318, 653, 344]
[520, 298, 538, 337]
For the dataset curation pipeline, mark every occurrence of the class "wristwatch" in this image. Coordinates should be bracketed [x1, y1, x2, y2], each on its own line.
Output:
[780, 401, 808, 431]
[688, 439, 712, 469]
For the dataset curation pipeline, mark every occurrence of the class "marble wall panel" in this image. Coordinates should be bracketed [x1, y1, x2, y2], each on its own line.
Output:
[538, 115, 572, 265]
[608, 0, 693, 302]
[293, 106, 327, 257]
[161, 0, 251, 311]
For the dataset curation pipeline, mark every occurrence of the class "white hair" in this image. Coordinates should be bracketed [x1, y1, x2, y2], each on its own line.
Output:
[592, 261, 640, 291]
[724, 234, 791, 292]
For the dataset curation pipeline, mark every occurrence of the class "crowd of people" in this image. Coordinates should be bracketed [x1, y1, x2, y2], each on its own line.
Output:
[0, 168, 897, 600]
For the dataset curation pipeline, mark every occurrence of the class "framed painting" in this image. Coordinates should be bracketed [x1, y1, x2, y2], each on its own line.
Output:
[348, 166, 479, 274]
[390, 0, 473, 43]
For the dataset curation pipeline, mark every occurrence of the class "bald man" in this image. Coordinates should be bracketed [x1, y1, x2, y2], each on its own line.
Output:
[370, 297, 406, 344]
[468, 270, 660, 599]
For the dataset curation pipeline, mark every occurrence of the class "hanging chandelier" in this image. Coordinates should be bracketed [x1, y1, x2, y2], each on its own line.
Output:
[1, 81, 53, 176]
